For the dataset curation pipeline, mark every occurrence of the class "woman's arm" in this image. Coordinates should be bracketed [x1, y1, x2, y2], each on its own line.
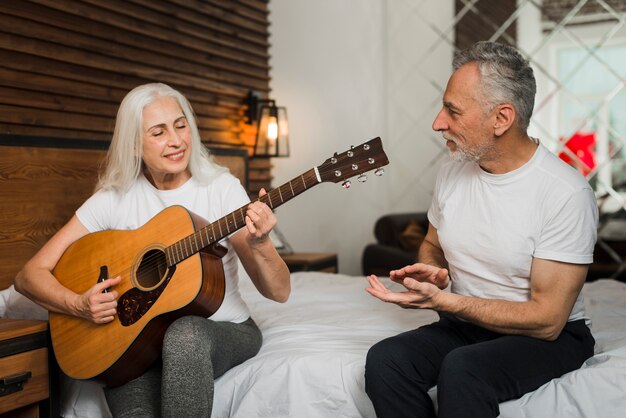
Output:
[14, 215, 120, 323]
[229, 189, 290, 302]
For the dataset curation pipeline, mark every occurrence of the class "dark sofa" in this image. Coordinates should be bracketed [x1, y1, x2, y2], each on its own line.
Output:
[361, 212, 429, 276]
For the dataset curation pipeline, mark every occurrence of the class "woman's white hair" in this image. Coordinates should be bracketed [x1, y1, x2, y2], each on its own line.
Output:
[97, 82, 226, 192]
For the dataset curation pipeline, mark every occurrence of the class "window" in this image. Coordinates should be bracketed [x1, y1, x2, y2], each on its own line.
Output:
[557, 40, 626, 196]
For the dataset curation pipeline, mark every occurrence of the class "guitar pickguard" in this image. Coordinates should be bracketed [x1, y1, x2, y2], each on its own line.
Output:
[117, 265, 177, 326]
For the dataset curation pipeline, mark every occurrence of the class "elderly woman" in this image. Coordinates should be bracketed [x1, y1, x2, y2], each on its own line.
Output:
[15, 82, 290, 417]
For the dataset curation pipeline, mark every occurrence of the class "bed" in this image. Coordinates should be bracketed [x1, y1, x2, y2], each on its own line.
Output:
[2, 271, 626, 418]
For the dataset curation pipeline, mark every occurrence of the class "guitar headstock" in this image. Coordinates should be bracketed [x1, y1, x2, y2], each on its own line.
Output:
[317, 137, 389, 185]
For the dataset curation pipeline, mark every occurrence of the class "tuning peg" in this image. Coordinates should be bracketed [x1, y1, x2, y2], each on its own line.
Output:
[375, 168, 384, 176]
[358, 174, 367, 183]
[342, 180, 351, 189]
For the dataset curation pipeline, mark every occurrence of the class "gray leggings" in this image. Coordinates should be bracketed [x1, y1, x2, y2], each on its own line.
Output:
[105, 316, 262, 418]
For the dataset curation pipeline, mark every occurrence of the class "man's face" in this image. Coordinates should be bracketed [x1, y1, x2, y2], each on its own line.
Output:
[432, 63, 497, 162]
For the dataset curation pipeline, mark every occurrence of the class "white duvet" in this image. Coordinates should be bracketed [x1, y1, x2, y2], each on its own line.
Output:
[213, 273, 437, 418]
[2, 274, 626, 418]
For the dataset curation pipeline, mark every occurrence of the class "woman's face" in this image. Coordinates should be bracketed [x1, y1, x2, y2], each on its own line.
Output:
[141, 96, 192, 189]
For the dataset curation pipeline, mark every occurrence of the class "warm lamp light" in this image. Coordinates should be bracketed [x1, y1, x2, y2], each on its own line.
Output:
[244, 91, 289, 158]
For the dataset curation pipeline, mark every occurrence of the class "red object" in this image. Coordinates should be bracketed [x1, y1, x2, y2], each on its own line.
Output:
[558, 132, 597, 175]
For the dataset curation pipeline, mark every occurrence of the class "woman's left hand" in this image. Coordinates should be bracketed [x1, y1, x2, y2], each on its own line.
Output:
[244, 188, 276, 245]
[232, 188, 290, 302]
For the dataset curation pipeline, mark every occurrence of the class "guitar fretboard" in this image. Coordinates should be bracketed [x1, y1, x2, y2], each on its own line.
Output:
[165, 168, 320, 266]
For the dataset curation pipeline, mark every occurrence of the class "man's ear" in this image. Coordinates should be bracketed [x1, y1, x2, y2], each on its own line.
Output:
[493, 103, 515, 137]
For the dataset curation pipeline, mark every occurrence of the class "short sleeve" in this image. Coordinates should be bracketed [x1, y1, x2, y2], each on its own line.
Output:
[75, 189, 116, 233]
[427, 165, 446, 230]
[534, 188, 598, 264]
[218, 175, 251, 216]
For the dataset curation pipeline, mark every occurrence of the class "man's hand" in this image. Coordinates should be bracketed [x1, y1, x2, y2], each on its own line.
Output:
[365, 274, 443, 310]
[389, 263, 450, 289]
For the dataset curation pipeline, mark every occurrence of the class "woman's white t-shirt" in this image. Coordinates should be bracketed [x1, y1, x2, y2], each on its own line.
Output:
[428, 143, 598, 322]
[76, 172, 252, 323]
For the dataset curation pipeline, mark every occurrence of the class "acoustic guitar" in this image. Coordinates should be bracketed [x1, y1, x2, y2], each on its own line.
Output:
[49, 137, 389, 387]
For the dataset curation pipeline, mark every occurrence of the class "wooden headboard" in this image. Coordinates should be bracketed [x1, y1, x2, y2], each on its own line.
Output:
[0, 135, 248, 290]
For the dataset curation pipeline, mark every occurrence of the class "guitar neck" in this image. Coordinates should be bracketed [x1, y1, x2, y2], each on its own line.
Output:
[165, 136, 389, 266]
[166, 168, 321, 266]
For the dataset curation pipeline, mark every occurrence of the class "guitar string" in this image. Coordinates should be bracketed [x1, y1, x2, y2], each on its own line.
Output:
[108, 153, 376, 280]
[110, 152, 380, 280]
[96, 173, 317, 284]
[92, 149, 382, 286]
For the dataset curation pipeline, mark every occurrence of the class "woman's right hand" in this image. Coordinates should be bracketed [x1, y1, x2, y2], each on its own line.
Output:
[75, 276, 121, 324]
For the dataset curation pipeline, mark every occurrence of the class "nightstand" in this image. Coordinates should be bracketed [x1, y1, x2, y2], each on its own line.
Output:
[280, 252, 338, 273]
[0, 319, 50, 418]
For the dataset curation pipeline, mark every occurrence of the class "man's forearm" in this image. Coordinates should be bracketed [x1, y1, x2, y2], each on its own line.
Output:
[418, 238, 448, 268]
[434, 292, 564, 340]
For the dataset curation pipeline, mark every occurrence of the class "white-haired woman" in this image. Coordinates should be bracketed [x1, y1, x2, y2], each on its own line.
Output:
[15, 83, 290, 417]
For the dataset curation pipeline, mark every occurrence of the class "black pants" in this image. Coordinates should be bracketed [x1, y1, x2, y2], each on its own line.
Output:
[365, 313, 594, 418]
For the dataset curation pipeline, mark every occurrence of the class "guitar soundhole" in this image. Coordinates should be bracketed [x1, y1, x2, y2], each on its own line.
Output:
[136, 249, 168, 289]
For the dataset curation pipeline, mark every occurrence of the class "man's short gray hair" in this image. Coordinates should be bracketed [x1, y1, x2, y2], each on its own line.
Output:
[453, 41, 536, 132]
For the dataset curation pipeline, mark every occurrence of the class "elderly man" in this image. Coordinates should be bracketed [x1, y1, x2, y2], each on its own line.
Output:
[364, 41, 597, 418]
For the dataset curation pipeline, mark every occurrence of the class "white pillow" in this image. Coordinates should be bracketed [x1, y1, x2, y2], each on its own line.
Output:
[1, 285, 48, 320]
[0, 286, 9, 317]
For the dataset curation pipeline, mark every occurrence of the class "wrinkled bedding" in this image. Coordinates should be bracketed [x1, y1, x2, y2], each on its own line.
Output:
[2, 274, 625, 418]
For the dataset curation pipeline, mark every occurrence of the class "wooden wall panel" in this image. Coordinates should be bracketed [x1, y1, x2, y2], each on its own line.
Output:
[0, 0, 276, 287]
[0, 0, 274, 190]
[0, 145, 103, 289]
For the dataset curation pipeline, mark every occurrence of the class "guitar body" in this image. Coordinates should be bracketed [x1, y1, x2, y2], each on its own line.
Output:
[49, 205, 226, 387]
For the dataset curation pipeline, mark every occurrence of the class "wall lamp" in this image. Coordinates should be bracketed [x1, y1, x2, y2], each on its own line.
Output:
[244, 90, 289, 158]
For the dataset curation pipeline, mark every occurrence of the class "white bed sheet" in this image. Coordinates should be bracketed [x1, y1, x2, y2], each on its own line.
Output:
[215, 274, 626, 418]
[2, 275, 626, 418]
[498, 278, 626, 418]
[212, 273, 438, 418]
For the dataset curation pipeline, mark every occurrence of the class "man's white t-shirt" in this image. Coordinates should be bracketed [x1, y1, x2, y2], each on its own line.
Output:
[76, 172, 252, 323]
[428, 143, 598, 322]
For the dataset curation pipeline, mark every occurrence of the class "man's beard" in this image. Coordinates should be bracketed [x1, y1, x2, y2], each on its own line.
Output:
[446, 138, 496, 163]
[449, 147, 480, 162]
